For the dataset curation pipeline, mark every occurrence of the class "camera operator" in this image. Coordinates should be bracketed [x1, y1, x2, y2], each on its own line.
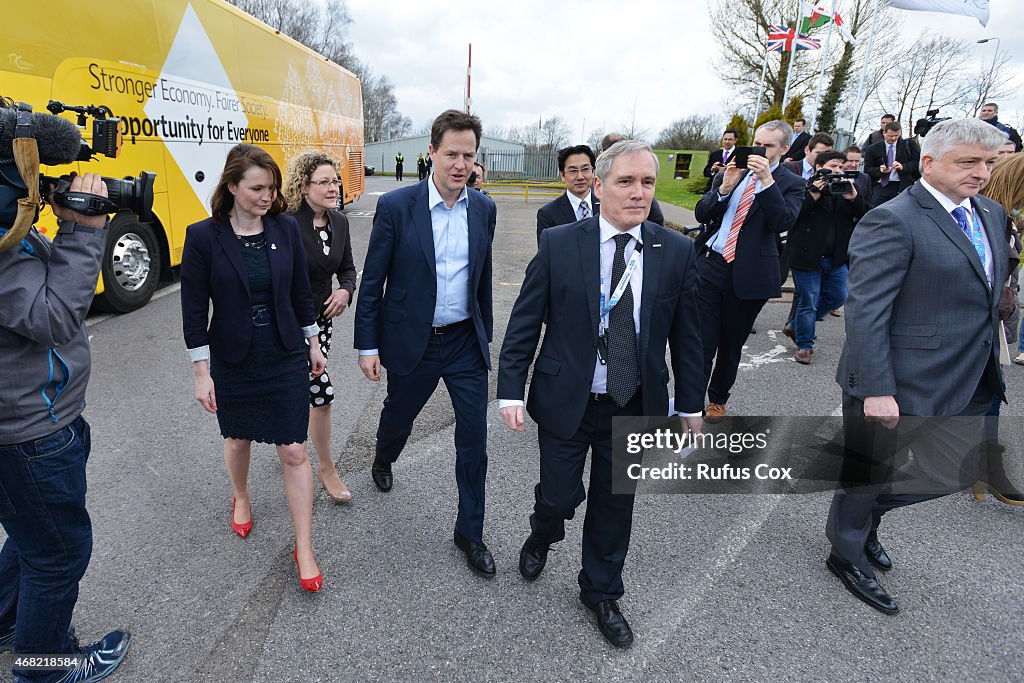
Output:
[0, 101, 131, 680]
[783, 150, 868, 364]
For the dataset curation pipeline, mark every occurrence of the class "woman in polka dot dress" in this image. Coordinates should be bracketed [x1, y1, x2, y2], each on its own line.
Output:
[284, 152, 358, 503]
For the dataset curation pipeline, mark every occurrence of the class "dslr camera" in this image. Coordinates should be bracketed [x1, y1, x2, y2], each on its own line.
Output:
[913, 108, 951, 138]
[0, 99, 155, 223]
[807, 168, 859, 196]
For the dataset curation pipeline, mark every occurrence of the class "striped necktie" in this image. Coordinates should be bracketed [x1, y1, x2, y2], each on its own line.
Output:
[578, 200, 591, 220]
[722, 175, 757, 263]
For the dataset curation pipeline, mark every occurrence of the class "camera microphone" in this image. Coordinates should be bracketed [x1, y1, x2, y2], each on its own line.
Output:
[0, 107, 83, 167]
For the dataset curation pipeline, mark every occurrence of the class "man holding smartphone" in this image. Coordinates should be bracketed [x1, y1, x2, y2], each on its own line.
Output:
[693, 120, 805, 422]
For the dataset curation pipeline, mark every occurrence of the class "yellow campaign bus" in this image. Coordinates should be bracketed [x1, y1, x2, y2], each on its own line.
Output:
[2, 0, 364, 312]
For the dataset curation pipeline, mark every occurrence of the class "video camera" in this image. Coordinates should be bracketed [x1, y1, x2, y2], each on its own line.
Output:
[807, 168, 859, 196]
[0, 99, 155, 226]
[914, 108, 951, 138]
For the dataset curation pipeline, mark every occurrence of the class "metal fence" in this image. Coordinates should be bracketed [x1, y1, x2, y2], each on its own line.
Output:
[478, 149, 560, 181]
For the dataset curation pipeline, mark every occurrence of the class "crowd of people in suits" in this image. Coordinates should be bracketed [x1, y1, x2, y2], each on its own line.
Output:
[177, 108, 1024, 647]
[5, 97, 1022, 681]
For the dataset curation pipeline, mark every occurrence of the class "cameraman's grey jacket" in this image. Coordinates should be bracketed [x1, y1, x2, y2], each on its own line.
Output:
[0, 220, 104, 444]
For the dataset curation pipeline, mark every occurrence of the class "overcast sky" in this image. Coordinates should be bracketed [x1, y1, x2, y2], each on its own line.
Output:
[344, 0, 1023, 142]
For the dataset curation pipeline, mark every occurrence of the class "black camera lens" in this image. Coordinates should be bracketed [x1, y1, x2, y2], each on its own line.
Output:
[104, 172, 155, 222]
[41, 171, 155, 222]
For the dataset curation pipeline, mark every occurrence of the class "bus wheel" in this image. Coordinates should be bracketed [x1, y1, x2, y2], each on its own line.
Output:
[94, 213, 162, 313]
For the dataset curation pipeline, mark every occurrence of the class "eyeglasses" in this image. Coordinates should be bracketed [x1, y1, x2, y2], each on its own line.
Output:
[564, 166, 593, 177]
[311, 178, 341, 187]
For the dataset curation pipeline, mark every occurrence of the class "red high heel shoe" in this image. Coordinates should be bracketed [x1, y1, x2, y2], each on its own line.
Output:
[292, 548, 323, 592]
[231, 497, 253, 539]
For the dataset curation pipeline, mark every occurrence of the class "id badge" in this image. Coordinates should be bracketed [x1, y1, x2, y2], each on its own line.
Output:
[597, 333, 608, 365]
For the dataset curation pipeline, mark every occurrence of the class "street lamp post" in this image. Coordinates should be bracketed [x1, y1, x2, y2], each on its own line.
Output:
[976, 37, 1001, 111]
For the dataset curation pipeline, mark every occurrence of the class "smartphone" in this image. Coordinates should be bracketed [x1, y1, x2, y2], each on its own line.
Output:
[732, 146, 767, 169]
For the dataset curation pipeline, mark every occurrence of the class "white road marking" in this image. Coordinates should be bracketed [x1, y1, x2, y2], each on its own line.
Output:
[739, 344, 791, 369]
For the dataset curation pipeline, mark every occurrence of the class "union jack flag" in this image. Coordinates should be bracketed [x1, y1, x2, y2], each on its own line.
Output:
[767, 25, 822, 52]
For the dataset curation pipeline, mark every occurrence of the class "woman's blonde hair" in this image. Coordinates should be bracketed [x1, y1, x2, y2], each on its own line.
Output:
[982, 154, 1024, 230]
[283, 151, 340, 211]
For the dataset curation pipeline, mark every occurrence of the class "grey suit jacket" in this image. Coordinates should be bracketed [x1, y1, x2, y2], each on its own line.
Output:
[836, 182, 1007, 416]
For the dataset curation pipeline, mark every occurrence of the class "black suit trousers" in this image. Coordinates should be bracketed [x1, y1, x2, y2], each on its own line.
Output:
[696, 251, 768, 405]
[375, 323, 489, 542]
[826, 384, 992, 577]
[871, 183, 900, 207]
[532, 390, 643, 605]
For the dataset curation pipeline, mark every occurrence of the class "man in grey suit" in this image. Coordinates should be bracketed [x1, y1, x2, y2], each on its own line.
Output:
[826, 118, 1010, 615]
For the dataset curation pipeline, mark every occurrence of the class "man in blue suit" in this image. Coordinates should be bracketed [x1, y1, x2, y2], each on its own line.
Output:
[354, 109, 498, 578]
[694, 119, 805, 422]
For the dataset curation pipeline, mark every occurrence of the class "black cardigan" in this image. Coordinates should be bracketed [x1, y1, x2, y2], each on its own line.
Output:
[288, 200, 357, 316]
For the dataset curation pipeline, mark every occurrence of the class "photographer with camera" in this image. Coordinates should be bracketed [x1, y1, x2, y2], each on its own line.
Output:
[783, 150, 867, 364]
[0, 97, 130, 682]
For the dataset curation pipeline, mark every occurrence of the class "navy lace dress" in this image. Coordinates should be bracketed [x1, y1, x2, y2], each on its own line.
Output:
[210, 233, 309, 445]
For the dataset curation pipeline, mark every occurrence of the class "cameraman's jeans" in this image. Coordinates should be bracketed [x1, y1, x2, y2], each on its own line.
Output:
[792, 258, 848, 350]
[0, 416, 92, 683]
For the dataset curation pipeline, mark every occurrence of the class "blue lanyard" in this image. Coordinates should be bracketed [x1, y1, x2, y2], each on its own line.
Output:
[599, 242, 642, 330]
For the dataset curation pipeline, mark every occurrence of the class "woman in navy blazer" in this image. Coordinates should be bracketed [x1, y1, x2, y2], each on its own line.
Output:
[180, 144, 327, 592]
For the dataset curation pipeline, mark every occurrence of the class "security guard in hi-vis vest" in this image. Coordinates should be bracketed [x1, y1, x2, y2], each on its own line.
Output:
[395, 152, 404, 181]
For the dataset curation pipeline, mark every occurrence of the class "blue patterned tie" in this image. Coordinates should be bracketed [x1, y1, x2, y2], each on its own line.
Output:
[578, 200, 591, 220]
[952, 206, 986, 267]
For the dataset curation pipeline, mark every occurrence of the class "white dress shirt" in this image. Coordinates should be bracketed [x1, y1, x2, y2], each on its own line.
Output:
[565, 189, 594, 220]
[499, 217, 699, 417]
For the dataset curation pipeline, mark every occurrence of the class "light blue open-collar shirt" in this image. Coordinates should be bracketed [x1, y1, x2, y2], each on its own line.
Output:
[708, 162, 780, 255]
[427, 173, 472, 325]
[357, 174, 472, 357]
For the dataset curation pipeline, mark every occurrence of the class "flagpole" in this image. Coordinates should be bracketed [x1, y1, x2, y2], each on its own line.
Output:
[809, 0, 837, 131]
[849, 0, 881, 135]
[749, 44, 770, 135]
[781, 42, 798, 113]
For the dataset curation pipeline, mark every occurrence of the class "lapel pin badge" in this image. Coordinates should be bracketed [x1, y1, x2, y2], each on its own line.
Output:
[271, 244, 277, 250]
[652, 243, 662, 248]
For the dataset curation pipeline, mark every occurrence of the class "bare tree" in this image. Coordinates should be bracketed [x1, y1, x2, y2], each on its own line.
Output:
[709, 0, 891, 119]
[509, 124, 541, 150]
[655, 114, 723, 150]
[586, 128, 605, 152]
[966, 46, 1017, 116]
[540, 117, 572, 150]
[879, 34, 974, 134]
[620, 100, 650, 142]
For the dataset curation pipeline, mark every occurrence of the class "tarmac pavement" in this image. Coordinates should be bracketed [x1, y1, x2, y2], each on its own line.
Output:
[3, 174, 1022, 682]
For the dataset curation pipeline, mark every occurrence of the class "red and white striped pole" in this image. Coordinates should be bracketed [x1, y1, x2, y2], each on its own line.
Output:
[465, 43, 472, 114]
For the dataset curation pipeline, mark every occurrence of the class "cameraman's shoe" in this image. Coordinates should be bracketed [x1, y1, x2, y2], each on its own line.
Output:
[58, 629, 132, 683]
[1, 624, 77, 653]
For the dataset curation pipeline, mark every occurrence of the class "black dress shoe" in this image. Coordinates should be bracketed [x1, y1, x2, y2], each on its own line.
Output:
[518, 533, 551, 581]
[865, 535, 892, 571]
[454, 531, 496, 578]
[581, 595, 634, 648]
[826, 552, 899, 615]
[371, 456, 393, 492]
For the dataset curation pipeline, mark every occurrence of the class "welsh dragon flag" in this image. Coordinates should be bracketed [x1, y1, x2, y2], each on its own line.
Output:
[800, 2, 856, 43]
